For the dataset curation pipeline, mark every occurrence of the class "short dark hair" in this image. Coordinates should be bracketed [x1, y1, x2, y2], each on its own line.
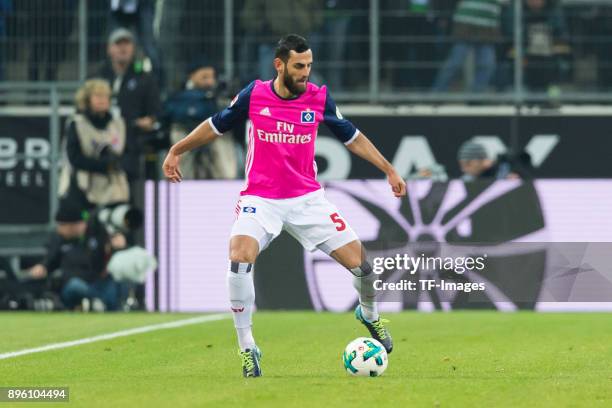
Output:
[274, 34, 310, 62]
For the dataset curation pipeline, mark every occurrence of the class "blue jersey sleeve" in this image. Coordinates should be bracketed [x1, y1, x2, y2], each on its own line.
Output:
[209, 81, 255, 135]
[323, 89, 359, 144]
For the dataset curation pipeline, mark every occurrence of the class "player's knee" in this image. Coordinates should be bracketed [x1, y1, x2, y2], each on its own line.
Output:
[229, 245, 257, 264]
[344, 254, 364, 271]
[331, 240, 365, 270]
[229, 249, 257, 263]
[229, 236, 259, 263]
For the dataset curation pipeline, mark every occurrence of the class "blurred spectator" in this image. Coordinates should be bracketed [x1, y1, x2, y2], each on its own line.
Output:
[58, 79, 129, 210]
[86, 0, 110, 67]
[95, 28, 161, 193]
[338, 0, 370, 89]
[19, 0, 77, 81]
[171, 0, 226, 90]
[157, 0, 186, 90]
[311, 0, 353, 90]
[109, 0, 162, 85]
[501, 0, 571, 91]
[239, 0, 323, 83]
[163, 58, 238, 179]
[432, 0, 501, 92]
[27, 201, 125, 311]
[0, 0, 12, 81]
[0, 257, 18, 309]
[457, 141, 499, 180]
[457, 140, 532, 181]
[382, 0, 453, 90]
[590, 6, 612, 90]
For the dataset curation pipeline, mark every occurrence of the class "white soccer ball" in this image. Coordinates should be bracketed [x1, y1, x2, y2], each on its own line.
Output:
[342, 337, 388, 377]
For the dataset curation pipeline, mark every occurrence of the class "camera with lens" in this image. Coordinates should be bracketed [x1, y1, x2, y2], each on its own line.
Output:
[96, 204, 144, 236]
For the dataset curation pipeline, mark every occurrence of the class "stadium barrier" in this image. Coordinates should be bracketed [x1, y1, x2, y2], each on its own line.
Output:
[4, 105, 612, 227]
[144, 179, 612, 312]
[2, 104, 612, 267]
[315, 106, 612, 179]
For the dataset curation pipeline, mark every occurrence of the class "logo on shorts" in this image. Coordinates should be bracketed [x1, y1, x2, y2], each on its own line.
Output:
[243, 206, 256, 214]
[301, 110, 315, 124]
[231, 307, 245, 312]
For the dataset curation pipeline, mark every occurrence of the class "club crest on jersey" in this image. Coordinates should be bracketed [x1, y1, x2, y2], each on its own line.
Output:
[301, 110, 315, 124]
[242, 206, 256, 214]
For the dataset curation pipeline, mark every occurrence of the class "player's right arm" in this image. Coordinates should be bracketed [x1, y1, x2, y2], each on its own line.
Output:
[162, 81, 255, 182]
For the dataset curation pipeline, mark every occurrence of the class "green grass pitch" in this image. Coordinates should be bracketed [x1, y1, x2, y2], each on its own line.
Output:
[1, 312, 611, 407]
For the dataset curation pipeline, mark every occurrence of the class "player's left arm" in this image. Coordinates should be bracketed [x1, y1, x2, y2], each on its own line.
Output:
[323, 89, 406, 197]
[346, 133, 406, 198]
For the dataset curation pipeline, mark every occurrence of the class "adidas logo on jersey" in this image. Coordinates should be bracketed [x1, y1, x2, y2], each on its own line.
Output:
[259, 107, 271, 116]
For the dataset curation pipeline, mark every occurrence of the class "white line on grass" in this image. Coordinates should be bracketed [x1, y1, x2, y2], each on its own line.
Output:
[0, 314, 230, 361]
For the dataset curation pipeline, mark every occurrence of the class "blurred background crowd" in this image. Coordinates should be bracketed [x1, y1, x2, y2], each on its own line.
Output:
[3, 0, 612, 98]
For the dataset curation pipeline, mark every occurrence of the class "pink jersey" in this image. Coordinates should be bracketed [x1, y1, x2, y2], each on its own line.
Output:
[209, 80, 358, 199]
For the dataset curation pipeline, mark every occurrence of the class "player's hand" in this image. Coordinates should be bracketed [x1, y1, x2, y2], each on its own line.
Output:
[387, 170, 406, 198]
[135, 116, 156, 132]
[110, 233, 127, 250]
[162, 151, 183, 183]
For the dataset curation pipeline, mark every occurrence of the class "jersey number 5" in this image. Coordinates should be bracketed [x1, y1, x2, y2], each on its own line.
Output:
[330, 212, 346, 231]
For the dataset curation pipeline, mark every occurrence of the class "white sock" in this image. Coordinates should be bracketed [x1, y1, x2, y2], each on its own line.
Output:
[227, 261, 256, 351]
[236, 327, 255, 351]
[352, 271, 379, 322]
[359, 300, 379, 323]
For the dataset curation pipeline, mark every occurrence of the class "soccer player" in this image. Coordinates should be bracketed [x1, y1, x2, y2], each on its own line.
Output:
[162, 34, 407, 377]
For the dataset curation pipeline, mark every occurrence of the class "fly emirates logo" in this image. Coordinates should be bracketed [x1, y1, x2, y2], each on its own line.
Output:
[256, 121, 312, 144]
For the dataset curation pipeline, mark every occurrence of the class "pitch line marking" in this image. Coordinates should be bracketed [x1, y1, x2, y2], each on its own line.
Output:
[0, 314, 230, 361]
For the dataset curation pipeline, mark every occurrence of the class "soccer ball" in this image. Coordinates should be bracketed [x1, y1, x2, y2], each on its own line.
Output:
[342, 337, 388, 377]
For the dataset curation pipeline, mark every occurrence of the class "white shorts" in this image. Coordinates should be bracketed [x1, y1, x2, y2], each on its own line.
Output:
[230, 189, 358, 255]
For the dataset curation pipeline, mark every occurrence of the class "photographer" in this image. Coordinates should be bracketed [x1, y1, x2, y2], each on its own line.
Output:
[28, 201, 126, 311]
[457, 141, 534, 181]
[163, 58, 237, 179]
[58, 79, 130, 209]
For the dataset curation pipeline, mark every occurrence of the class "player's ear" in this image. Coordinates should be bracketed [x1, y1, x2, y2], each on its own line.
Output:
[273, 58, 284, 73]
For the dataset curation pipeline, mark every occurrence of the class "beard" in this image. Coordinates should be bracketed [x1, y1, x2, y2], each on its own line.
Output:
[283, 69, 307, 96]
